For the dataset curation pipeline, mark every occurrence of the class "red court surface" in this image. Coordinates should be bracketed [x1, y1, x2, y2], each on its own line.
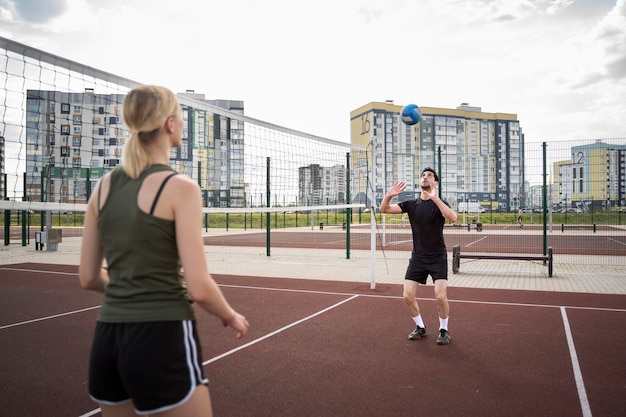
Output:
[1, 263, 625, 417]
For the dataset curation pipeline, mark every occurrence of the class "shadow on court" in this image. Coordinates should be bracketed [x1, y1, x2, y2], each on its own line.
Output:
[1, 263, 625, 417]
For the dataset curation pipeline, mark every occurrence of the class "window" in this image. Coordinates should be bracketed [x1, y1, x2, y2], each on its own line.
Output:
[99, 107, 105, 114]
[109, 138, 117, 146]
[73, 105, 81, 113]
[72, 158, 81, 168]
[72, 137, 81, 147]
[61, 103, 70, 114]
[61, 125, 70, 135]
[73, 115, 81, 124]
[109, 116, 119, 124]
[60, 146, 70, 157]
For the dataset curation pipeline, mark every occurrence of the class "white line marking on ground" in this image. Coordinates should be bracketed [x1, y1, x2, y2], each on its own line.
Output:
[607, 237, 626, 246]
[465, 236, 488, 247]
[220, 284, 626, 312]
[384, 239, 412, 246]
[0, 267, 76, 276]
[202, 295, 359, 365]
[560, 307, 592, 417]
[77, 409, 100, 417]
[0, 306, 100, 330]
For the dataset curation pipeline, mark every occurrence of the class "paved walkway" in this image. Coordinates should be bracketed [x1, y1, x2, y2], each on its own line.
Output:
[1, 233, 624, 295]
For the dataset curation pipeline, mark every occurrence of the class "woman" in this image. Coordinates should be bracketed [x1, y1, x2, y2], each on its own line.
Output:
[79, 85, 249, 416]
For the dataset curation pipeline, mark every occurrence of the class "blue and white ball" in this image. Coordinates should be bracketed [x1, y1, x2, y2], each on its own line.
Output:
[400, 103, 422, 125]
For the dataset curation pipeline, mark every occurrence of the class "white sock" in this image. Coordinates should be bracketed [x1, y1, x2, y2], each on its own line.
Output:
[412, 315, 425, 328]
[439, 317, 449, 331]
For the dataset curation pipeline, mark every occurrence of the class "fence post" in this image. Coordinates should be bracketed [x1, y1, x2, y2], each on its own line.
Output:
[542, 142, 547, 256]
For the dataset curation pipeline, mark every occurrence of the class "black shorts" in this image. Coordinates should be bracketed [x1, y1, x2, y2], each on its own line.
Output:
[405, 253, 448, 284]
[89, 320, 208, 415]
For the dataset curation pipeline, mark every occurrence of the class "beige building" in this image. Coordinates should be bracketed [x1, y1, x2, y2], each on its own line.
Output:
[350, 101, 523, 212]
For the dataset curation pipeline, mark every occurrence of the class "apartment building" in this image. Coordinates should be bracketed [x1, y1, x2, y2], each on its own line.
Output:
[24, 89, 245, 207]
[298, 163, 347, 205]
[350, 101, 523, 212]
[553, 141, 626, 211]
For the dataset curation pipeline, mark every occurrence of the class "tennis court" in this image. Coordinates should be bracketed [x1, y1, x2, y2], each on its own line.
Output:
[1, 262, 625, 417]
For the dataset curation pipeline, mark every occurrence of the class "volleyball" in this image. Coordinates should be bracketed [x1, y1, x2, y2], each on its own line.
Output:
[400, 103, 422, 125]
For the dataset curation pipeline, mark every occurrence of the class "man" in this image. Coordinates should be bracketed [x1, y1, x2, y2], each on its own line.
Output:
[380, 167, 457, 345]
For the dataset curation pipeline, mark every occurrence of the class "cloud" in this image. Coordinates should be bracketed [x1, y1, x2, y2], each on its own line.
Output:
[442, 0, 574, 23]
[590, 0, 626, 80]
[7, 0, 67, 23]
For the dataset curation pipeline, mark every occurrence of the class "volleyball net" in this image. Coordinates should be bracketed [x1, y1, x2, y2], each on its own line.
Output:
[0, 36, 376, 258]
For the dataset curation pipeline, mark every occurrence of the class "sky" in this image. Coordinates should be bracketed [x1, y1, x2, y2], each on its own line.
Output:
[1, 0, 625, 146]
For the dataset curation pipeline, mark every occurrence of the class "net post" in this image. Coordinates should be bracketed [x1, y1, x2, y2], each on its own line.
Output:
[3, 173, 8, 245]
[266, 157, 271, 257]
[346, 152, 351, 260]
[370, 141, 377, 290]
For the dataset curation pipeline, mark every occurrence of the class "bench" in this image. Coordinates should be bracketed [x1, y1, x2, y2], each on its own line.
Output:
[452, 245, 553, 277]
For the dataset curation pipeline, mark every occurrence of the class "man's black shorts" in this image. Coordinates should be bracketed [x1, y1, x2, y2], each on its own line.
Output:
[405, 253, 448, 284]
[89, 320, 207, 415]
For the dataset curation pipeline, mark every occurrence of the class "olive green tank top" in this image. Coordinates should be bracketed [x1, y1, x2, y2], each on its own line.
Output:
[97, 164, 195, 322]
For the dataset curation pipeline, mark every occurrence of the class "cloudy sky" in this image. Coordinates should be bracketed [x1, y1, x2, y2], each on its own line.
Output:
[1, 0, 625, 145]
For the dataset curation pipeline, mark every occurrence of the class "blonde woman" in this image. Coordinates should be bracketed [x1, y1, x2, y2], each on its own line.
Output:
[79, 85, 249, 417]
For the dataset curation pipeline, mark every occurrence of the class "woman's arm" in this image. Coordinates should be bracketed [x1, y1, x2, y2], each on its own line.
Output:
[173, 176, 249, 339]
[78, 178, 109, 292]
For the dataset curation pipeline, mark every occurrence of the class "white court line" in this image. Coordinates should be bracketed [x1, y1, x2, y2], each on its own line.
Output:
[78, 409, 100, 417]
[560, 307, 592, 417]
[0, 306, 100, 330]
[465, 236, 488, 247]
[0, 266, 76, 276]
[607, 237, 626, 246]
[203, 294, 359, 365]
[384, 239, 412, 247]
[220, 283, 626, 313]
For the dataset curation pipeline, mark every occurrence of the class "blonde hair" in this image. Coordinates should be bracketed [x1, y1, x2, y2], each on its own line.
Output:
[122, 85, 179, 179]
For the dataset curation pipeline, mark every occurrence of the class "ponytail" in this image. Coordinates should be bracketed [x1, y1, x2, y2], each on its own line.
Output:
[121, 85, 179, 179]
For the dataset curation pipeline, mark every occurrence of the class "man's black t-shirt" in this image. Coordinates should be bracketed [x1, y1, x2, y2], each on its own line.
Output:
[398, 197, 449, 259]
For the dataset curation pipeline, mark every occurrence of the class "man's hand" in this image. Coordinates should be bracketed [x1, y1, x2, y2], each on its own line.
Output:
[381, 181, 406, 214]
[387, 180, 407, 197]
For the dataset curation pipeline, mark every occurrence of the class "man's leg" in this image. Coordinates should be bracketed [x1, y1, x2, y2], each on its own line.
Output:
[404, 280, 427, 340]
[434, 279, 451, 345]
[403, 279, 420, 317]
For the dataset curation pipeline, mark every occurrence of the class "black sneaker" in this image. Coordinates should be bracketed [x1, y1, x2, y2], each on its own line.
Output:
[408, 325, 427, 340]
[436, 329, 451, 345]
